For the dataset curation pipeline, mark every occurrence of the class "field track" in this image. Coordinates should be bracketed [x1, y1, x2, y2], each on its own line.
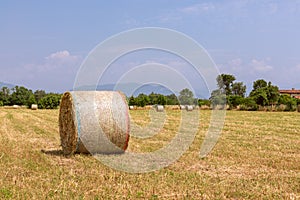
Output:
[0, 108, 299, 199]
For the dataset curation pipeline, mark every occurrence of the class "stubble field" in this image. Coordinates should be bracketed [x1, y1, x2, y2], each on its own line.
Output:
[0, 108, 299, 199]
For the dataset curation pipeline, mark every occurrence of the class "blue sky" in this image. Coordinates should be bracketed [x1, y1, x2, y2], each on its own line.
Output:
[1, 1, 300, 96]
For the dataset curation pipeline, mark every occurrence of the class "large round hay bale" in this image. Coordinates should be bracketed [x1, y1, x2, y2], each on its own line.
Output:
[186, 105, 193, 111]
[156, 105, 164, 112]
[31, 104, 38, 110]
[59, 91, 130, 155]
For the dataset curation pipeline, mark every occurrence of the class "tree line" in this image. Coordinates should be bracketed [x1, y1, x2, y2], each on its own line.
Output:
[210, 74, 300, 111]
[0, 86, 61, 109]
[128, 88, 198, 107]
[1, 74, 299, 111]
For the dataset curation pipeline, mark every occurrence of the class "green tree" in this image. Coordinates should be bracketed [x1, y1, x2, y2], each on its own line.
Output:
[198, 99, 211, 107]
[278, 95, 297, 111]
[250, 80, 279, 106]
[228, 95, 245, 108]
[232, 82, 246, 97]
[217, 74, 236, 95]
[27, 94, 37, 107]
[38, 94, 61, 109]
[136, 93, 149, 107]
[178, 88, 194, 105]
[0, 87, 11, 105]
[239, 97, 258, 111]
[165, 94, 179, 105]
[10, 86, 34, 106]
[128, 95, 136, 106]
[253, 79, 267, 91]
[266, 82, 279, 105]
[34, 90, 46, 103]
[250, 88, 269, 106]
[210, 89, 226, 108]
[148, 92, 158, 105]
[157, 94, 167, 105]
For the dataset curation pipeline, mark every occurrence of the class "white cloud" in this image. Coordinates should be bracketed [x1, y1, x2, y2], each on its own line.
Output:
[45, 50, 79, 63]
[46, 50, 70, 59]
[180, 3, 215, 14]
[229, 58, 242, 68]
[250, 59, 273, 72]
[19, 50, 82, 91]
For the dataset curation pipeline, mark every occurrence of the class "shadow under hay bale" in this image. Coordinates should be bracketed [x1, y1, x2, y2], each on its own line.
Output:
[41, 149, 64, 156]
[298, 105, 300, 112]
[59, 91, 130, 156]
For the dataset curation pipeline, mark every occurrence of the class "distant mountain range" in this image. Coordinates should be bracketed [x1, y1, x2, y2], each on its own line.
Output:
[0, 82, 15, 89]
[73, 82, 209, 98]
[0, 81, 207, 98]
[74, 83, 176, 97]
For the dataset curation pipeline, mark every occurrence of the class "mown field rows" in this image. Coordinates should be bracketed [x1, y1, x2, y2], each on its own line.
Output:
[0, 108, 299, 199]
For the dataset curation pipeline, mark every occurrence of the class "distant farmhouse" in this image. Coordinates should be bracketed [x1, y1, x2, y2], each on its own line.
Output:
[279, 88, 300, 99]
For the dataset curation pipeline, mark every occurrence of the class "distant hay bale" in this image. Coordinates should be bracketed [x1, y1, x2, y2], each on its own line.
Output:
[129, 105, 134, 110]
[31, 104, 38, 110]
[186, 105, 193, 111]
[59, 91, 130, 155]
[180, 105, 186, 110]
[12, 105, 20, 109]
[156, 105, 164, 112]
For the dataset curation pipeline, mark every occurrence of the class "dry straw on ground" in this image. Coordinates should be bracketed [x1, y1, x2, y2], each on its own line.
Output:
[59, 91, 130, 155]
[0, 109, 299, 199]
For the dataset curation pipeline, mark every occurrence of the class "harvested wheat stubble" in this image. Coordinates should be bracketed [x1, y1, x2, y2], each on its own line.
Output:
[59, 91, 130, 155]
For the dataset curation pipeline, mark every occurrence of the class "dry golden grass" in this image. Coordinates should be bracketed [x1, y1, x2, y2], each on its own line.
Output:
[0, 108, 299, 199]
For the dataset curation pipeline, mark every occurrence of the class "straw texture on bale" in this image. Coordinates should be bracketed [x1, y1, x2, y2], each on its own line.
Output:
[59, 91, 130, 155]
[186, 105, 193, 111]
[156, 105, 164, 112]
[31, 104, 38, 110]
